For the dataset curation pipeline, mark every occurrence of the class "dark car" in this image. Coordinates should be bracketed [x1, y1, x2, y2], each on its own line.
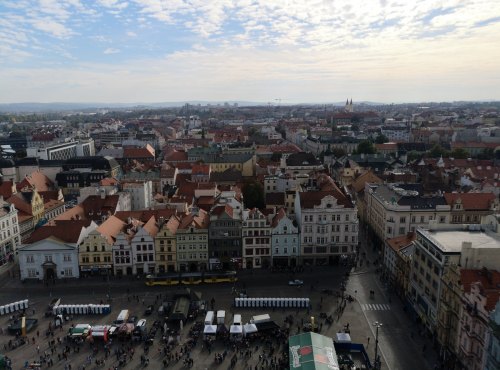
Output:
[144, 305, 154, 316]
[127, 316, 138, 325]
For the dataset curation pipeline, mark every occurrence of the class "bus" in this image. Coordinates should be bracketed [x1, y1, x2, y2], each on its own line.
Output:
[145, 271, 237, 286]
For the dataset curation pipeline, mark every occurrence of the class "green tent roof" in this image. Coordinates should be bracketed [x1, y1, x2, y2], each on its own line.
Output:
[289, 332, 339, 370]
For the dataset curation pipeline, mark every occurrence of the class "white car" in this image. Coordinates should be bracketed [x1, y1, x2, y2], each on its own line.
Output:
[288, 279, 304, 286]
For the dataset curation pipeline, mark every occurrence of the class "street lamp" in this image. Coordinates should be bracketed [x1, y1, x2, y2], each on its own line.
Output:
[373, 321, 383, 370]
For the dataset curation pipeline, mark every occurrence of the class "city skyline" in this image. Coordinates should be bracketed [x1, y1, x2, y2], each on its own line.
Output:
[1, 0, 500, 104]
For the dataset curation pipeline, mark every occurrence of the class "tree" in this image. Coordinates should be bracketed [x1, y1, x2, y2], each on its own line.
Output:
[406, 150, 421, 162]
[242, 180, 265, 209]
[332, 147, 346, 158]
[429, 144, 448, 158]
[354, 140, 376, 154]
[477, 148, 494, 160]
[375, 134, 389, 144]
[270, 152, 282, 162]
[449, 148, 469, 159]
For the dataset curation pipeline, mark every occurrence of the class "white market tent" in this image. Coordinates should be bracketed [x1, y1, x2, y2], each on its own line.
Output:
[230, 325, 243, 334]
[243, 323, 258, 336]
[335, 332, 352, 343]
[203, 325, 217, 335]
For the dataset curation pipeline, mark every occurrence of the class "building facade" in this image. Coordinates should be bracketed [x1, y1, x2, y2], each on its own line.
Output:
[19, 238, 79, 281]
[0, 197, 20, 264]
[155, 215, 179, 273]
[242, 208, 271, 269]
[271, 209, 300, 267]
[176, 210, 209, 272]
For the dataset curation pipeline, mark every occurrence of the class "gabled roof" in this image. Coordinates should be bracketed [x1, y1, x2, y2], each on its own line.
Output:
[114, 209, 177, 223]
[17, 171, 53, 192]
[164, 150, 188, 162]
[271, 207, 287, 228]
[25, 220, 92, 244]
[444, 192, 496, 210]
[178, 209, 209, 230]
[143, 215, 159, 238]
[123, 147, 154, 159]
[0, 180, 15, 198]
[211, 204, 234, 218]
[6, 193, 33, 215]
[286, 152, 321, 166]
[96, 215, 127, 244]
[386, 232, 416, 252]
[351, 170, 383, 194]
[18, 237, 77, 252]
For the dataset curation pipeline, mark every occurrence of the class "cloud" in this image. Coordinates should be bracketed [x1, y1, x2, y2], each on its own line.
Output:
[31, 18, 74, 38]
[103, 47, 120, 54]
[126, 31, 137, 37]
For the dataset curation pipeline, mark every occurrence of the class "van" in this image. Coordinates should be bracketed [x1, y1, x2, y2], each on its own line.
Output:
[217, 310, 225, 325]
[204, 311, 214, 325]
[132, 319, 147, 341]
[250, 314, 271, 324]
[114, 309, 130, 325]
[233, 314, 242, 326]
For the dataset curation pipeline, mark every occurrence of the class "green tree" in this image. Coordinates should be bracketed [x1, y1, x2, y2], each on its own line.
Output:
[429, 144, 448, 158]
[270, 152, 282, 162]
[354, 140, 376, 154]
[332, 147, 346, 158]
[477, 148, 494, 160]
[242, 180, 265, 209]
[375, 134, 389, 144]
[449, 148, 469, 159]
[406, 150, 421, 162]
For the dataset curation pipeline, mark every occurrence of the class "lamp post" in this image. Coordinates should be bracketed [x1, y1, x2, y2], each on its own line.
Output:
[373, 321, 383, 370]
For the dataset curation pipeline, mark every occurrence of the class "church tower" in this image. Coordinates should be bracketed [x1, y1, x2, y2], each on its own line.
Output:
[344, 98, 353, 113]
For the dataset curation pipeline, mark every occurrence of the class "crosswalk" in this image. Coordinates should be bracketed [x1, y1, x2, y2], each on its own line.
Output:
[361, 303, 391, 311]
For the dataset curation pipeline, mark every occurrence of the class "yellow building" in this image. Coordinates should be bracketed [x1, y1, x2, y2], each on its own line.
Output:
[206, 154, 255, 177]
[155, 215, 179, 273]
[79, 216, 125, 275]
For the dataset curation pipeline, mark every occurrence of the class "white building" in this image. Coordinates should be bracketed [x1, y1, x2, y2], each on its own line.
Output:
[295, 184, 358, 266]
[271, 208, 300, 267]
[0, 196, 20, 264]
[365, 183, 451, 242]
[26, 139, 95, 161]
[18, 238, 80, 280]
[130, 217, 158, 275]
[121, 181, 153, 211]
[410, 223, 500, 333]
[112, 231, 133, 276]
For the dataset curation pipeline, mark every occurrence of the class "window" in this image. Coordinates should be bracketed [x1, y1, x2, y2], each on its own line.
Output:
[63, 254, 71, 262]
[399, 227, 405, 235]
[44, 255, 53, 262]
[64, 268, 73, 277]
[26, 255, 34, 263]
[28, 269, 37, 278]
[93, 256, 100, 263]
[400, 217, 406, 223]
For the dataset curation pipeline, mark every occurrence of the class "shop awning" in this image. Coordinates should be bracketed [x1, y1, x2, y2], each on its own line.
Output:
[289, 332, 340, 370]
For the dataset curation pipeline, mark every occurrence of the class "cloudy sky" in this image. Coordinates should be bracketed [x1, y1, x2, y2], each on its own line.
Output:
[1, 0, 500, 104]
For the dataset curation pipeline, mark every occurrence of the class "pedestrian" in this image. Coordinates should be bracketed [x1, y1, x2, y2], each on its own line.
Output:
[367, 337, 370, 344]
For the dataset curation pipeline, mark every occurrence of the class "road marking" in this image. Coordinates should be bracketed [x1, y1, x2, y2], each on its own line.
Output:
[362, 303, 391, 311]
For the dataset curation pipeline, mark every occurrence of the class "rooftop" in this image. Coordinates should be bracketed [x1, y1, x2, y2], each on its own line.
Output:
[419, 227, 500, 253]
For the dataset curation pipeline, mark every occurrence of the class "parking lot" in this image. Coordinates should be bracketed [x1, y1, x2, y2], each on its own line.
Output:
[0, 266, 359, 369]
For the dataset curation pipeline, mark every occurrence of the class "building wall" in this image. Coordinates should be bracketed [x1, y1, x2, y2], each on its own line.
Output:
[485, 301, 500, 370]
[131, 228, 156, 275]
[112, 232, 132, 276]
[0, 201, 20, 263]
[296, 194, 358, 265]
[242, 210, 271, 269]
[155, 224, 177, 273]
[176, 227, 208, 271]
[79, 231, 113, 274]
[271, 215, 300, 266]
[19, 245, 79, 280]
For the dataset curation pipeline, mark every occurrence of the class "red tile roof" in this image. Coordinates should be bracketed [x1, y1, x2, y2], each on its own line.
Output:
[460, 269, 500, 311]
[25, 220, 92, 244]
[164, 150, 188, 162]
[123, 147, 155, 159]
[386, 232, 416, 252]
[0, 180, 15, 198]
[444, 192, 496, 210]
[17, 171, 54, 192]
[114, 209, 177, 223]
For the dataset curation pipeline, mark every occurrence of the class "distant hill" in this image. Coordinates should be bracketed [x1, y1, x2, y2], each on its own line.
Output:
[0, 101, 267, 113]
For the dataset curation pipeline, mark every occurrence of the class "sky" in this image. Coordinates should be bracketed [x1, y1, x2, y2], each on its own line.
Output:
[1, 0, 500, 104]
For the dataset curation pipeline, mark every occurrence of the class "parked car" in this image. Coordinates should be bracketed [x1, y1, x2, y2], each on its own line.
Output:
[288, 279, 304, 286]
[127, 316, 138, 325]
[144, 305, 154, 316]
